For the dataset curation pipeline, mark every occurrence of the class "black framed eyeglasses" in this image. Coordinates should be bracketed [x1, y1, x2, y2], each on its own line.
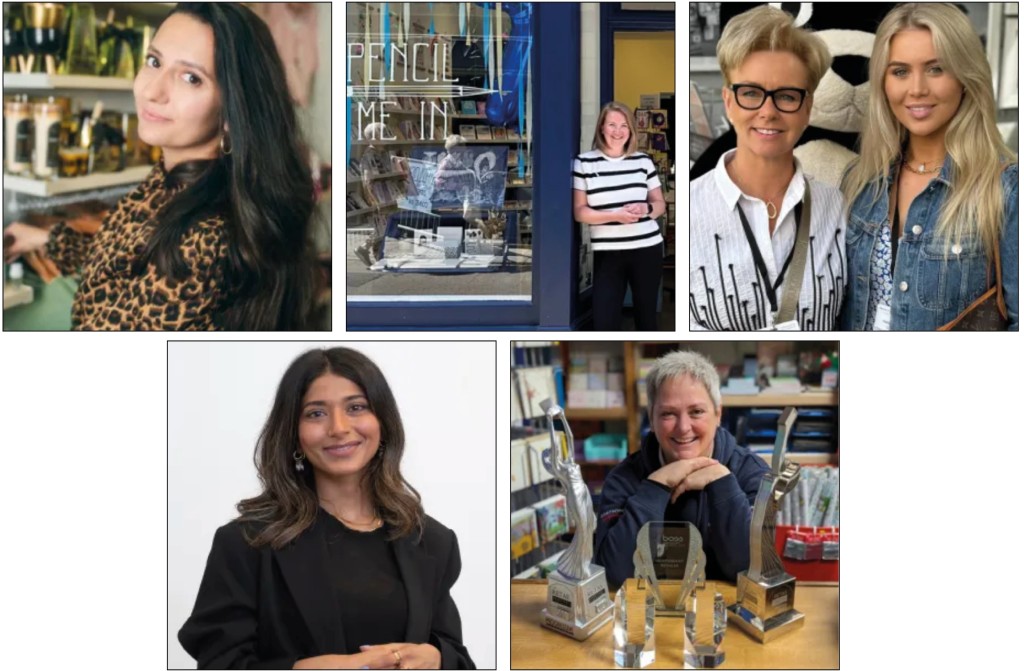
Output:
[730, 84, 808, 113]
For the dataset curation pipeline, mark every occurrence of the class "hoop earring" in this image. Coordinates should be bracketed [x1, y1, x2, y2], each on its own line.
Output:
[220, 133, 233, 155]
[293, 450, 305, 472]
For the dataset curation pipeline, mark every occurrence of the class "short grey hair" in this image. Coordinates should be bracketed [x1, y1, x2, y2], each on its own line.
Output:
[646, 350, 722, 418]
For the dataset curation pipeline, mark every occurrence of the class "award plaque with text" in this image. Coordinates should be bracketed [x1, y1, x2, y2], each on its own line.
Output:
[614, 521, 705, 668]
[727, 407, 805, 642]
[539, 400, 614, 641]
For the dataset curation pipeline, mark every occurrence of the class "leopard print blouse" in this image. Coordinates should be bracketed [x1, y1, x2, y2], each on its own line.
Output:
[46, 162, 230, 330]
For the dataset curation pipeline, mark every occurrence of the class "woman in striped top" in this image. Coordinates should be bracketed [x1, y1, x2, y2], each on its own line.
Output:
[573, 101, 666, 330]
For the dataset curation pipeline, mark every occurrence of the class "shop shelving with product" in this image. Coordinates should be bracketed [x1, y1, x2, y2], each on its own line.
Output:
[509, 341, 644, 579]
[2, 2, 174, 316]
[510, 342, 569, 578]
[345, 4, 445, 263]
[3, 81, 160, 197]
[2, 3, 175, 197]
[629, 341, 840, 467]
[346, 2, 536, 263]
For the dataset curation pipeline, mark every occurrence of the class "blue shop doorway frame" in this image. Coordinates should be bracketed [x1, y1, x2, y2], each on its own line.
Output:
[599, 2, 675, 106]
[348, 3, 581, 330]
[578, 2, 674, 320]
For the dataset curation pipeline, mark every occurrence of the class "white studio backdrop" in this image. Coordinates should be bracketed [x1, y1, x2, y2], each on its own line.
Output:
[168, 341, 497, 669]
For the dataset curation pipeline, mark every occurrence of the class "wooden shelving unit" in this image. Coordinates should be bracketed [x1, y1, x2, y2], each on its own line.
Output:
[722, 390, 838, 408]
[561, 342, 839, 459]
[561, 341, 640, 454]
[2, 73, 133, 91]
[2, 165, 152, 197]
[2, 3, 172, 196]
[565, 407, 627, 421]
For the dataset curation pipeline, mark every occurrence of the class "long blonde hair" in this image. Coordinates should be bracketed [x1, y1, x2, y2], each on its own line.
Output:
[841, 3, 1016, 260]
[592, 101, 638, 156]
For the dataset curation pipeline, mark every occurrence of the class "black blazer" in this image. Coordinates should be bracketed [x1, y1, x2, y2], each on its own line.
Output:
[178, 511, 475, 670]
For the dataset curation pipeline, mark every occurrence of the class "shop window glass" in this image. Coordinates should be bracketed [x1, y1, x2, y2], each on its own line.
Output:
[346, 2, 535, 302]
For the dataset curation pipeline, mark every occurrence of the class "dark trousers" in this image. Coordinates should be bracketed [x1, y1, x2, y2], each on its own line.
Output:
[593, 243, 663, 331]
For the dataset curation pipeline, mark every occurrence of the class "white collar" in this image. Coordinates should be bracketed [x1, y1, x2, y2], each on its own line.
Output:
[713, 148, 807, 214]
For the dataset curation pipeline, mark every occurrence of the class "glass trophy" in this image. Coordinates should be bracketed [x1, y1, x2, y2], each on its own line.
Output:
[685, 579, 727, 668]
[727, 407, 805, 642]
[539, 399, 614, 641]
[614, 521, 704, 668]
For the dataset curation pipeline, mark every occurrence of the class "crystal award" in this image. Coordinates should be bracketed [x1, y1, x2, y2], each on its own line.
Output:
[727, 407, 805, 642]
[614, 521, 704, 668]
[685, 578, 727, 668]
[539, 399, 614, 641]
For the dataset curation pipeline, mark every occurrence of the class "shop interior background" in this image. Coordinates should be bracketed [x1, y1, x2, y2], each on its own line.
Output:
[2, 2, 332, 330]
[346, 1, 677, 330]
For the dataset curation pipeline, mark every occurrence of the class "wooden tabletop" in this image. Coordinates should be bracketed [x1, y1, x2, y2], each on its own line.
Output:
[511, 580, 838, 669]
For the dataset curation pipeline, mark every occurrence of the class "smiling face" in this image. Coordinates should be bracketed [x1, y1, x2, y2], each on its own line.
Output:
[133, 12, 223, 168]
[884, 28, 963, 149]
[723, 50, 812, 162]
[652, 375, 722, 462]
[600, 110, 630, 156]
[297, 373, 382, 480]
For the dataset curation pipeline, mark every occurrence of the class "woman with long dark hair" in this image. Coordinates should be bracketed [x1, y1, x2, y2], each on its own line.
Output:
[178, 348, 475, 670]
[3, 3, 319, 329]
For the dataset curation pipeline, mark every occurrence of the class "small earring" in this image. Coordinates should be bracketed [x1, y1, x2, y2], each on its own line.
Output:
[293, 450, 305, 472]
[376, 440, 386, 458]
[220, 133, 233, 155]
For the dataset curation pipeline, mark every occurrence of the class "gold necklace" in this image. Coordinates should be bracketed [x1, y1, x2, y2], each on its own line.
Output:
[321, 500, 382, 530]
[902, 155, 945, 174]
[335, 512, 382, 529]
[765, 186, 788, 220]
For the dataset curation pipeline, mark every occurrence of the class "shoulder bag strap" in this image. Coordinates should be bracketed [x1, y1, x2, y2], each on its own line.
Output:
[996, 240, 1007, 319]
[776, 182, 812, 324]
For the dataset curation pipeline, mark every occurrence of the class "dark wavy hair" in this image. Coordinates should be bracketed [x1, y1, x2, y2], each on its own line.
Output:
[135, 2, 318, 330]
[237, 348, 425, 549]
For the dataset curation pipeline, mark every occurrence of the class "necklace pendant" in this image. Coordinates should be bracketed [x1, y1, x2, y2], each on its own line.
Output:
[766, 201, 777, 219]
[918, 163, 925, 174]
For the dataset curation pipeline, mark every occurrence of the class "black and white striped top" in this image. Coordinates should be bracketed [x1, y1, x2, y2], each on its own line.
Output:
[573, 150, 663, 252]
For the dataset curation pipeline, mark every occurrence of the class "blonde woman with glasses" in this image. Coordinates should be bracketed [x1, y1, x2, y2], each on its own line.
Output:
[689, 5, 846, 331]
[840, 3, 1018, 330]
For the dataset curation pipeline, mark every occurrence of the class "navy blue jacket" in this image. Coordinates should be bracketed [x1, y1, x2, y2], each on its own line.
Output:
[594, 427, 769, 591]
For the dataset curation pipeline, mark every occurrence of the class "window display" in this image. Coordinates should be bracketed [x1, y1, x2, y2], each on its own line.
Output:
[346, 2, 535, 300]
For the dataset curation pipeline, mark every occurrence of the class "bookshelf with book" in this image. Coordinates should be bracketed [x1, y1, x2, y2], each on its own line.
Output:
[634, 95, 675, 309]
[510, 342, 570, 578]
[346, 4, 443, 269]
[511, 340, 840, 586]
[630, 341, 840, 467]
[347, 1, 545, 306]
[510, 341, 643, 580]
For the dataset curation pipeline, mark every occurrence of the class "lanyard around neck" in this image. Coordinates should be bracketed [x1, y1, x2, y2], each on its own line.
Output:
[735, 197, 804, 314]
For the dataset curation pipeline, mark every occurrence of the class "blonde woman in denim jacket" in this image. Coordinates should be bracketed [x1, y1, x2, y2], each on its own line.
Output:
[840, 3, 1018, 330]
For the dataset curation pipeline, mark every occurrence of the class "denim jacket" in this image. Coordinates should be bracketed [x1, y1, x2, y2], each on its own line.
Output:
[841, 158, 1018, 330]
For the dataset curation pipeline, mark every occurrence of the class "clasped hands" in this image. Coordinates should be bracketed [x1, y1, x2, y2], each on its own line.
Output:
[293, 642, 440, 669]
[616, 202, 650, 223]
[648, 457, 730, 504]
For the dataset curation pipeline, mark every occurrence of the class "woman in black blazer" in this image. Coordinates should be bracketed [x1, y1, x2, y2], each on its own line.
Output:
[179, 348, 475, 670]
